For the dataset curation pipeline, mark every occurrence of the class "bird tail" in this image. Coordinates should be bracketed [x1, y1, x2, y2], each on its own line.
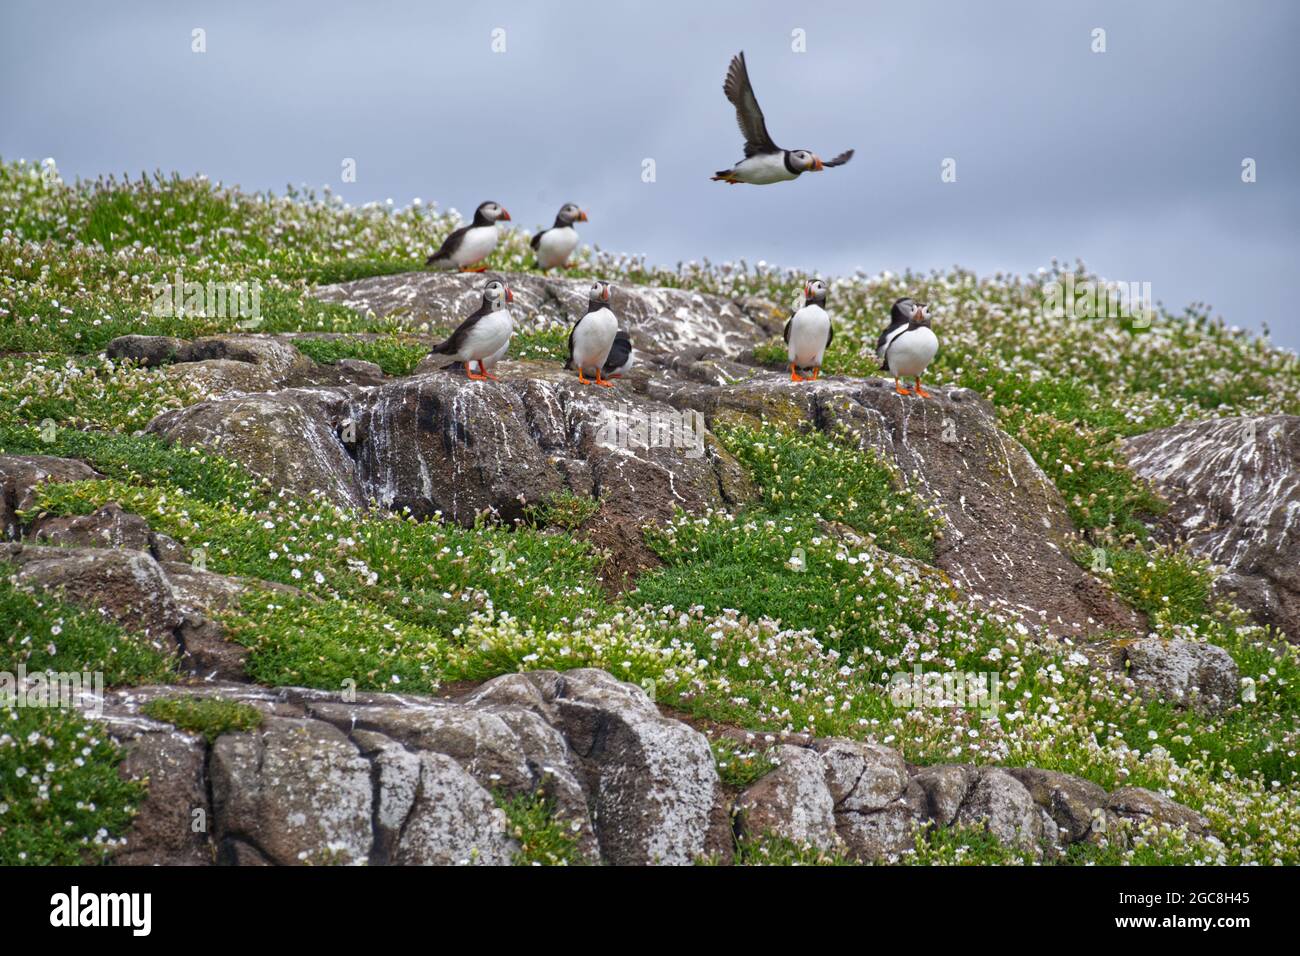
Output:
[711, 170, 740, 183]
[425, 253, 454, 269]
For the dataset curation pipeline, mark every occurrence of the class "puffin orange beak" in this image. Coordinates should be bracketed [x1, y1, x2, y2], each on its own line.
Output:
[499, 208, 512, 221]
[602, 287, 610, 301]
[812, 157, 824, 171]
[506, 287, 514, 303]
[578, 210, 589, 222]
[804, 283, 812, 298]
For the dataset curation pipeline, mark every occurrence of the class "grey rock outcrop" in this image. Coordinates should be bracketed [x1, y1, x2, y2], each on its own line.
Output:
[1122, 414, 1300, 641]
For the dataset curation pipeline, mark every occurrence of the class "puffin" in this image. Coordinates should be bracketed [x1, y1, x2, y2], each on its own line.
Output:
[532, 203, 588, 270]
[602, 330, 636, 379]
[425, 201, 511, 272]
[428, 277, 515, 380]
[876, 298, 938, 397]
[565, 280, 619, 386]
[784, 278, 833, 381]
[711, 51, 854, 185]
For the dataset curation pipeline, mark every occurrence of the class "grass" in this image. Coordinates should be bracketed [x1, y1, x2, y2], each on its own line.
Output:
[495, 791, 586, 866]
[291, 335, 427, 376]
[140, 695, 263, 744]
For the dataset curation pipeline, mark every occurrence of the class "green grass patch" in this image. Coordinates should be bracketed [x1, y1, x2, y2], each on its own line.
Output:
[141, 695, 263, 743]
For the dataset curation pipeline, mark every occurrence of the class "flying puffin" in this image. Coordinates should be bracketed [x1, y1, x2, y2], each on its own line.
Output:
[429, 277, 515, 380]
[602, 330, 636, 379]
[711, 51, 854, 185]
[565, 280, 619, 386]
[784, 278, 833, 381]
[425, 201, 511, 272]
[532, 203, 588, 270]
[876, 298, 938, 397]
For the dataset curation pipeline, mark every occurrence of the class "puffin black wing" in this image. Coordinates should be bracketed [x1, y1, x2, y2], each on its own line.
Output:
[564, 315, 583, 370]
[431, 301, 490, 355]
[782, 316, 792, 344]
[603, 331, 632, 374]
[823, 149, 855, 168]
[875, 321, 906, 370]
[724, 51, 781, 158]
[530, 228, 548, 251]
[426, 223, 472, 266]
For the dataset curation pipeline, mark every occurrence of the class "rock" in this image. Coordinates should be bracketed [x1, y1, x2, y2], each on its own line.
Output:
[1124, 637, 1239, 714]
[1122, 415, 1300, 641]
[952, 768, 1044, 853]
[106, 334, 187, 367]
[481, 669, 718, 865]
[3, 543, 182, 644]
[348, 362, 746, 529]
[164, 359, 277, 398]
[912, 764, 976, 826]
[28, 502, 154, 552]
[734, 744, 839, 850]
[1107, 786, 1208, 835]
[147, 392, 363, 509]
[655, 372, 1141, 636]
[815, 738, 910, 811]
[811, 738, 920, 860]
[182, 335, 315, 383]
[1005, 767, 1107, 843]
[0, 454, 102, 539]
[210, 716, 374, 866]
[310, 271, 767, 359]
[834, 780, 929, 860]
[334, 358, 386, 384]
[110, 728, 212, 865]
[390, 752, 517, 865]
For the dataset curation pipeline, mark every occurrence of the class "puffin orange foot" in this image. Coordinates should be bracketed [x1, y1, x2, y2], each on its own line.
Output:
[577, 370, 591, 385]
[810, 367, 821, 381]
[595, 371, 615, 388]
[913, 380, 932, 399]
[789, 363, 804, 383]
[893, 379, 912, 396]
[460, 266, 489, 273]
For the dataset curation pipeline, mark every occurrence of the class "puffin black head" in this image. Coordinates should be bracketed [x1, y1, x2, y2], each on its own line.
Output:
[803, 278, 828, 305]
[588, 279, 612, 304]
[556, 203, 588, 226]
[473, 201, 511, 227]
[482, 277, 513, 309]
[787, 149, 823, 173]
[890, 297, 922, 326]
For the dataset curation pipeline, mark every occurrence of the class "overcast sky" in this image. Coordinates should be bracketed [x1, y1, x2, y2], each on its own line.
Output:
[3, 0, 1297, 349]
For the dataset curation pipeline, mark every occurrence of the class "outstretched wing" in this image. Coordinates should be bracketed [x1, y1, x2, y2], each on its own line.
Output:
[724, 51, 780, 157]
[822, 149, 854, 168]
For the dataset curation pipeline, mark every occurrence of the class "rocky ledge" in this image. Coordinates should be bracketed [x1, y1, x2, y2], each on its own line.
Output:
[85, 669, 1209, 866]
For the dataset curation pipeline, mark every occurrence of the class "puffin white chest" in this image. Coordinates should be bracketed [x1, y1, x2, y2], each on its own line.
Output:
[453, 225, 499, 267]
[461, 308, 514, 361]
[735, 153, 799, 184]
[572, 308, 618, 372]
[787, 304, 831, 367]
[537, 226, 579, 268]
[887, 326, 938, 378]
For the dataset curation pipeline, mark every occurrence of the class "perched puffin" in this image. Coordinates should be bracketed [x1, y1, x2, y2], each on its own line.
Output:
[532, 203, 588, 270]
[602, 330, 636, 379]
[712, 51, 854, 185]
[876, 298, 938, 397]
[784, 278, 833, 381]
[429, 278, 515, 380]
[425, 201, 511, 272]
[565, 280, 619, 386]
